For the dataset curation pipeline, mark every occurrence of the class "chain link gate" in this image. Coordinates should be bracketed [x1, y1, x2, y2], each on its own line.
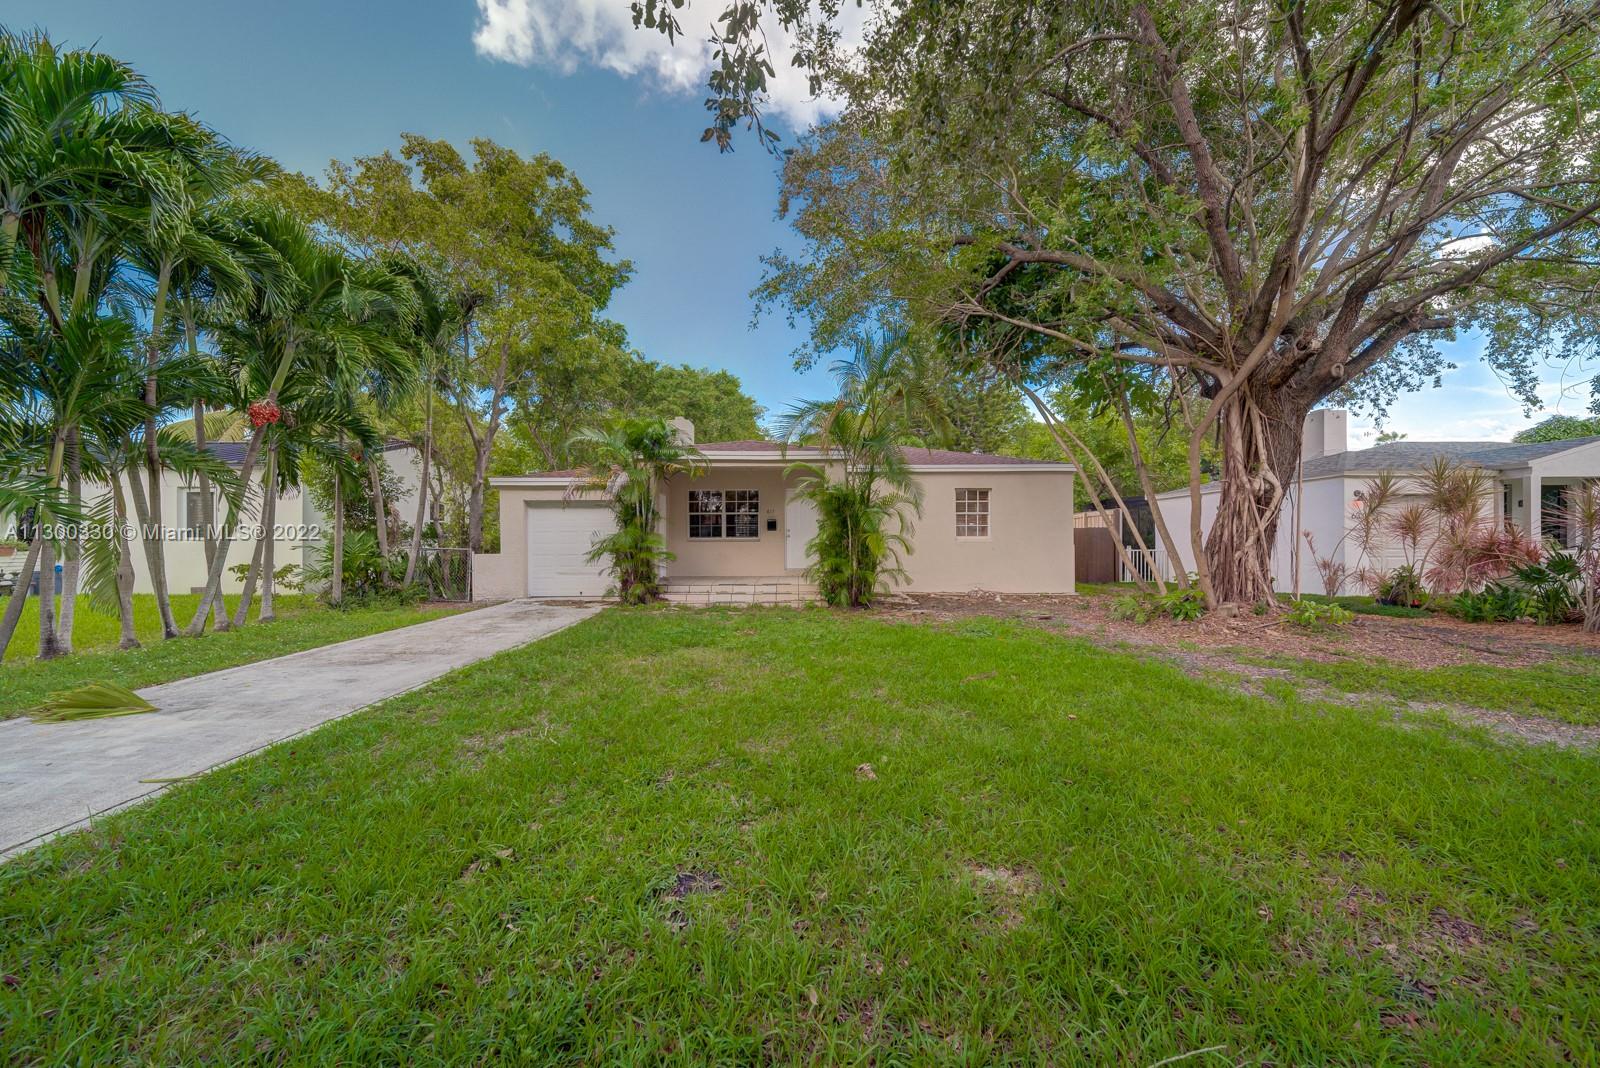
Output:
[416, 547, 472, 601]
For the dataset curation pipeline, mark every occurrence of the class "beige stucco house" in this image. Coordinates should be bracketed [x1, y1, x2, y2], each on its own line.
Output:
[1151, 409, 1600, 594]
[472, 420, 1076, 603]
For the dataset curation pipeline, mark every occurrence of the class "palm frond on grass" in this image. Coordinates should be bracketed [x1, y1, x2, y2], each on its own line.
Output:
[27, 681, 158, 722]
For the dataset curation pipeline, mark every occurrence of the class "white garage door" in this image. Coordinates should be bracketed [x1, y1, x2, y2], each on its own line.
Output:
[525, 503, 614, 597]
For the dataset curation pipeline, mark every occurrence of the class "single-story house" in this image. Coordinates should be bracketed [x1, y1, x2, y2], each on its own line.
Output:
[1, 440, 425, 596]
[1152, 409, 1600, 594]
[472, 419, 1077, 602]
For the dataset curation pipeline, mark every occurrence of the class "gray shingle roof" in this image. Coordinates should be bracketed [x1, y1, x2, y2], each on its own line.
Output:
[1298, 435, 1600, 478]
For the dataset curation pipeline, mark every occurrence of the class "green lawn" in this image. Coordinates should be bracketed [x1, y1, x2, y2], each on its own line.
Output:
[1242, 651, 1600, 726]
[1, 594, 464, 718]
[2, 610, 1596, 1063]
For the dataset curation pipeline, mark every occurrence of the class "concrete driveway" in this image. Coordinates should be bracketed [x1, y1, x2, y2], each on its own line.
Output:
[0, 599, 602, 857]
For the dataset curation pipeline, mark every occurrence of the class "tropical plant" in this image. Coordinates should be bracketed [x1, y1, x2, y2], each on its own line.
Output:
[776, 335, 935, 608]
[566, 417, 704, 604]
[1558, 482, 1600, 633]
[302, 529, 407, 607]
[1373, 564, 1426, 609]
[1154, 586, 1206, 623]
[1285, 599, 1353, 630]
[185, 205, 415, 634]
[1510, 554, 1582, 626]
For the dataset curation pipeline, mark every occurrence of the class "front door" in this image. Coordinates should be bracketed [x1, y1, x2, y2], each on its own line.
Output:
[784, 493, 818, 570]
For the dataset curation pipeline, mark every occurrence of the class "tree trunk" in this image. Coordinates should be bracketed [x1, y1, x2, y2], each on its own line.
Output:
[56, 437, 82, 653]
[403, 388, 434, 586]
[0, 534, 43, 661]
[332, 434, 345, 606]
[143, 261, 176, 638]
[369, 455, 390, 558]
[467, 435, 496, 554]
[37, 535, 61, 660]
[260, 447, 279, 622]
[111, 471, 141, 650]
[232, 520, 267, 628]
[185, 422, 268, 635]
[192, 401, 229, 632]
[127, 454, 179, 639]
[0, 210, 18, 294]
[1200, 391, 1308, 606]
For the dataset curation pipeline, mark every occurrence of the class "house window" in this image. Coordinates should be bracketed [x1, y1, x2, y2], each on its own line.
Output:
[689, 489, 760, 539]
[956, 488, 990, 538]
[178, 488, 211, 537]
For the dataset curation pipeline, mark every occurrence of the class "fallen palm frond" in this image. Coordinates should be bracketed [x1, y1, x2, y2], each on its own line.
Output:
[27, 682, 158, 723]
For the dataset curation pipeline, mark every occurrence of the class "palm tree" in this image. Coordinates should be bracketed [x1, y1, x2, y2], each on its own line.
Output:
[566, 417, 704, 603]
[775, 334, 936, 608]
[0, 313, 146, 658]
[187, 207, 415, 635]
[389, 262, 469, 587]
[0, 29, 162, 296]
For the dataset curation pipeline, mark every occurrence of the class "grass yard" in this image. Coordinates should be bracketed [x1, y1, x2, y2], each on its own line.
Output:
[2, 609, 1597, 1063]
[1243, 651, 1600, 727]
[1, 594, 464, 718]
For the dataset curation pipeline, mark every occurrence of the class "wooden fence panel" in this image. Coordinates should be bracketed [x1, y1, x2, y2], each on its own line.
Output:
[1074, 526, 1119, 584]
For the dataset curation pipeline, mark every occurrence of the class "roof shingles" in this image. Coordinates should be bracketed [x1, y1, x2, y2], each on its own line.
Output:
[1297, 435, 1600, 478]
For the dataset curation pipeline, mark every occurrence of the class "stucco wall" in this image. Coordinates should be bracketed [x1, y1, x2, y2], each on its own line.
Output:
[898, 470, 1075, 594]
[1155, 479, 1345, 595]
[478, 464, 1078, 599]
[471, 483, 581, 600]
[662, 466, 792, 577]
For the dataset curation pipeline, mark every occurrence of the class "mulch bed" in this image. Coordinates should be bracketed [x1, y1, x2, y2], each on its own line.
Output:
[872, 591, 1600, 671]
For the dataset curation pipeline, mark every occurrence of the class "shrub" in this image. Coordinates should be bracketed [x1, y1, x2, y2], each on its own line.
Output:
[1285, 599, 1353, 630]
[1374, 564, 1426, 608]
[1155, 587, 1206, 622]
[1110, 593, 1152, 623]
[1510, 554, 1581, 625]
[1448, 553, 1583, 626]
[305, 531, 415, 607]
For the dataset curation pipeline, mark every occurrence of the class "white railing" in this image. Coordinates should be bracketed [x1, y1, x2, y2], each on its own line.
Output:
[1120, 548, 1174, 585]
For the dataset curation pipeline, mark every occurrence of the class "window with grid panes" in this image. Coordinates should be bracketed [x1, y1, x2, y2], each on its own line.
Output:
[955, 488, 989, 538]
[688, 489, 760, 539]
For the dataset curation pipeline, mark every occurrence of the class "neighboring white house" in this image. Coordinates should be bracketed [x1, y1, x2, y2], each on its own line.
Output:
[1152, 409, 1600, 594]
[471, 418, 1078, 603]
[2, 441, 424, 596]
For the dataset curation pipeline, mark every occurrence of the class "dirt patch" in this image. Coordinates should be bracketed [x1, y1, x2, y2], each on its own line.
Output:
[965, 863, 1040, 930]
[874, 591, 1600, 670]
[1412, 702, 1600, 750]
[658, 869, 724, 932]
[458, 847, 516, 883]
[457, 720, 551, 765]
[664, 870, 724, 899]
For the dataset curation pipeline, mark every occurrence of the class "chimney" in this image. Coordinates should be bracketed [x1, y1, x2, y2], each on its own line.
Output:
[1301, 408, 1348, 461]
[668, 417, 695, 445]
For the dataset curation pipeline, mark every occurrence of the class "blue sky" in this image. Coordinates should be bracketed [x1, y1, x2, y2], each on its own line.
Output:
[31, 1, 1593, 444]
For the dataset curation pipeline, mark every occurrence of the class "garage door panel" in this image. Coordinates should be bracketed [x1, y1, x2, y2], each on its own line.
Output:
[526, 503, 614, 597]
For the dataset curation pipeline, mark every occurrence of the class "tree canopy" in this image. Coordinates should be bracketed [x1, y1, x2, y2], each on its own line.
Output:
[673, 0, 1600, 605]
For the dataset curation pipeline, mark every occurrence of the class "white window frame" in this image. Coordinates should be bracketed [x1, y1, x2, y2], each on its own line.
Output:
[955, 488, 990, 540]
[688, 489, 761, 540]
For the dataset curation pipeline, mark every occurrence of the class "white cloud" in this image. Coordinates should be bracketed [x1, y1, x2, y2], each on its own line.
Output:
[472, 0, 860, 128]
[1436, 233, 1497, 259]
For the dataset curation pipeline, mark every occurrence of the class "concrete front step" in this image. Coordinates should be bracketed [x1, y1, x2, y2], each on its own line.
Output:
[664, 577, 820, 606]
